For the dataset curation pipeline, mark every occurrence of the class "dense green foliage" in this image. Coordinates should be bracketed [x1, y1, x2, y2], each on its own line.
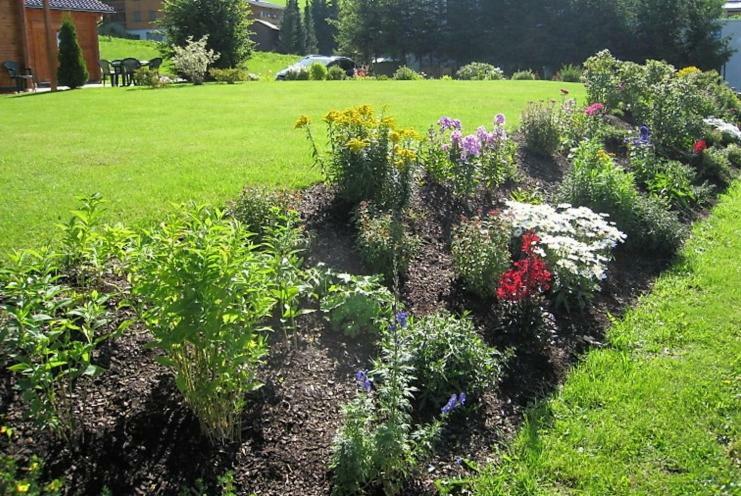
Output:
[280, 0, 338, 55]
[158, 0, 254, 69]
[335, 0, 730, 70]
[57, 18, 88, 89]
[521, 102, 561, 157]
[451, 217, 511, 299]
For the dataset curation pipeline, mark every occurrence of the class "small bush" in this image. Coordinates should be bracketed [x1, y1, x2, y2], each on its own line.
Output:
[511, 70, 536, 80]
[451, 217, 512, 299]
[229, 186, 298, 240]
[700, 147, 734, 184]
[319, 272, 395, 336]
[559, 140, 685, 255]
[456, 62, 504, 81]
[308, 62, 328, 81]
[355, 203, 421, 280]
[393, 66, 422, 80]
[725, 144, 741, 168]
[284, 68, 309, 80]
[521, 101, 561, 157]
[404, 312, 507, 409]
[556, 64, 582, 82]
[130, 204, 278, 443]
[134, 67, 167, 88]
[327, 65, 347, 80]
[172, 35, 220, 85]
[209, 67, 246, 84]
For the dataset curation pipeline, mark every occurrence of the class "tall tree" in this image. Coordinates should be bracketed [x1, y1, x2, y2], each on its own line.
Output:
[158, 0, 254, 69]
[279, 0, 305, 54]
[57, 17, 88, 89]
[304, 2, 319, 54]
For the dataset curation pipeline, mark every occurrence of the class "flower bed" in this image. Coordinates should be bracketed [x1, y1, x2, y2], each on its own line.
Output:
[0, 52, 738, 495]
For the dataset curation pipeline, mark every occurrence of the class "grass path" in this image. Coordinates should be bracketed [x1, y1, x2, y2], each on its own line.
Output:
[464, 182, 741, 495]
[0, 80, 582, 252]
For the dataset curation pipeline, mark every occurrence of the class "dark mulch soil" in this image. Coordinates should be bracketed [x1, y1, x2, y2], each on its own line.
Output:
[1, 141, 706, 495]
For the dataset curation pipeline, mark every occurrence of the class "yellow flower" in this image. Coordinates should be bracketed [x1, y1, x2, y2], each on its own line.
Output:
[294, 115, 310, 129]
[324, 110, 340, 123]
[347, 138, 368, 152]
[394, 146, 417, 164]
[389, 131, 401, 143]
[16, 482, 30, 494]
[400, 128, 421, 141]
[677, 66, 701, 77]
[596, 149, 611, 162]
[29, 461, 40, 472]
[381, 116, 396, 128]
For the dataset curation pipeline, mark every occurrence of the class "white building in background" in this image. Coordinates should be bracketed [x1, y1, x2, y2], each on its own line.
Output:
[723, 1, 741, 89]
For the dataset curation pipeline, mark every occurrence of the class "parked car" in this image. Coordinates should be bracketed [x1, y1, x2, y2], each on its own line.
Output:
[276, 55, 356, 80]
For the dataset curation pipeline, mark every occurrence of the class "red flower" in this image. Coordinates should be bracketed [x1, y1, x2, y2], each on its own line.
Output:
[496, 256, 552, 302]
[520, 231, 541, 256]
[693, 139, 707, 155]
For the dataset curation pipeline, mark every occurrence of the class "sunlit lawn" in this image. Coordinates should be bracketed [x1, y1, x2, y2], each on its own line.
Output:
[0, 80, 584, 251]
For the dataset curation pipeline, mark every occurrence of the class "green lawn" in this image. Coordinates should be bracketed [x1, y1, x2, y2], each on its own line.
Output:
[0, 80, 583, 252]
[466, 182, 741, 495]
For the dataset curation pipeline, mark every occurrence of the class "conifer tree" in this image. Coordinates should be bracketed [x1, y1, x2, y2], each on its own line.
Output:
[279, 0, 305, 54]
[304, 2, 319, 54]
[57, 17, 88, 89]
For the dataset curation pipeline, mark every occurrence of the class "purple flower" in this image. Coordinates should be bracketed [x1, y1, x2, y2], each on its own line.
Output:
[395, 311, 409, 329]
[495, 113, 506, 126]
[438, 116, 462, 132]
[458, 392, 466, 406]
[355, 370, 373, 393]
[461, 134, 482, 159]
[451, 130, 462, 146]
[441, 394, 458, 414]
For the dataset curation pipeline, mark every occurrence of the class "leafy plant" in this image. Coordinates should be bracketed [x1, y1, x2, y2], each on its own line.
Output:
[0, 450, 63, 496]
[58, 193, 107, 283]
[700, 147, 734, 184]
[403, 311, 507, 410]
[511, 70, 536, 81]
[134, 67, 168, 88]
[318, 271, 395, 336]
[229, 186, 299, 241]
[521, 101, 561, 157]
[451, 216, 512, 299]
[455, 63, 504, 81]
[130, 204, 277, 443]
[171, 35, 220, 85]
[209, 67, 246, 84]
[393, 66, 422, 81]
[327, 65, 347, 80]
[1, 250, 112, 438]
[284, 68, 309, 80]
[355, 202, 421, 282]
[308, 62, 328, 80]
[556, 64, 582, 82]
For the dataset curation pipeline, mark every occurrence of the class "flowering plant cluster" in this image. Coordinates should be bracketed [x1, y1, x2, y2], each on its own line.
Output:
[496, 232, 553, 303]
[424, 114, 517, 197]
[171, 35, 219, 85]
[703, 117, 741, 143]
[501, 201, 626, 308]
[584, 102, 605, 117]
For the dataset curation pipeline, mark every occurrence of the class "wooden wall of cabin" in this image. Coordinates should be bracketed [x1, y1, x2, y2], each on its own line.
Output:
[0, 0, 25, 89]
[25, 9, 102, 85]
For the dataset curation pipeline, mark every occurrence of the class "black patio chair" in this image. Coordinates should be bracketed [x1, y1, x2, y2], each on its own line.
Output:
[99, 59, 117, 87]
[3, 61, 35, 92]
[110, 60, 123, 86]
[147, 57, 163, 73]
[120, 58, 141, 86]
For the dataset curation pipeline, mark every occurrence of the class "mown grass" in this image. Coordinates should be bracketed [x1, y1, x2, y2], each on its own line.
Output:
[0, 80, 583, 252]
[463, 182, 741, 495]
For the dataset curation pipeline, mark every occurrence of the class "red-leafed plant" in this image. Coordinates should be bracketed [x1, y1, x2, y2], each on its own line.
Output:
[693, 139, 707, 155]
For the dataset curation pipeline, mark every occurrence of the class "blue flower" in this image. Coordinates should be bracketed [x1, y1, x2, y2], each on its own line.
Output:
[633, 125, 651, 146]
[355, 370, 373, 393]
[441, 394, 458, 414]
[458, 392, 467, 406]
[395, 311, 409, 329]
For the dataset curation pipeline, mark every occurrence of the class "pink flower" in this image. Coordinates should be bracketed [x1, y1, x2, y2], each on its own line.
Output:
[585, 103, 605, 117]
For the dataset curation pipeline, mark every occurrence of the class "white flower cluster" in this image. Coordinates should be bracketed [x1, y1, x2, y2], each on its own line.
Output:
[502, 201, 627, 303]
[703, 117, 741, 142]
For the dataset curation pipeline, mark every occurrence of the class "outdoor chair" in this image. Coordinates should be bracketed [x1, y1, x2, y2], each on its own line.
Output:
[121, 58, 142, 86]
[3, 61, 36, 92]
[147, 57, 163, 73]
[99, 59, 117, 87]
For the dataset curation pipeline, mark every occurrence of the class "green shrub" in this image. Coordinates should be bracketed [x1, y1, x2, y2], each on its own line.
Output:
[0, 452, 63, 496]
[404, 311, 507, 409]
[229, 186, 298, 240]
[355, 203, 421, 281]
[451, 217, 511, 299]
[209, 67, 246, 84]
[308, 62, 328, 81]
[134, 67, 167, 88]
[700, 147, 734, 184]
[559, 140, 685, 255]
[327, 65, 347, 80]
[57, 17, 88, 89]
[393, 66, 422, 80]
[130, 204, 278, 443]
[511, 69, 536, 80]
[521, 101, 561, 157]
[1, 250, 112, 438]
[725, 144, 741, 168]
[556, 64, 582, 82]
[456, 62, 504, 81]
[285, 68, 309, 80]
[319, 272, 395, 336]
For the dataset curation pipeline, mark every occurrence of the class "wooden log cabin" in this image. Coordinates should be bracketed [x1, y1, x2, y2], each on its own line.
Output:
[1, 0, 114, 91]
